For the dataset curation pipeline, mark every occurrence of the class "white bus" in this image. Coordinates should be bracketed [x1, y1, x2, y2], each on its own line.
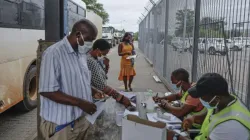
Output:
[0, 0, 87, 113]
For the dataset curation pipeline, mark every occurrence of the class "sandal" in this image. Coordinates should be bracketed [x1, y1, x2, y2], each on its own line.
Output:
[129, 88, 133, 91]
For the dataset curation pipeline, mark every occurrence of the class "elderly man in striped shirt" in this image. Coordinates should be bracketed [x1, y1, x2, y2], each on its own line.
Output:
[39, 19, 98, 140]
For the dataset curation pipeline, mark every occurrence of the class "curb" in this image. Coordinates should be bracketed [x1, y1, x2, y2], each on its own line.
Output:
[144, 57, 153, 67]
[153, 68, 176, 94]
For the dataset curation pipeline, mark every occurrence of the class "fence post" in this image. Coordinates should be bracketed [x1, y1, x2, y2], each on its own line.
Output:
[246, 55, 250, 109]
[153, 6, 157, 65]
[163, 0, 169, 78]
[147, 13, 151, 60]
[191, 0, 201, 82]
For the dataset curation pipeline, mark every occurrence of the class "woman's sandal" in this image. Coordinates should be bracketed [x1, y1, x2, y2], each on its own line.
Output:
[129, 87, 133, 91]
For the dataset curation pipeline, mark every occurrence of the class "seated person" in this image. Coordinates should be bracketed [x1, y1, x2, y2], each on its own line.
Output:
[153, 68, 206, 129]
[87, 39, 135, 110]
[168, 73, 250, 140]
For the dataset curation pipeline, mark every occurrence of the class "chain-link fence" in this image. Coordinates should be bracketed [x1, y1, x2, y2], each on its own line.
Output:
[138, 0, 250, 109]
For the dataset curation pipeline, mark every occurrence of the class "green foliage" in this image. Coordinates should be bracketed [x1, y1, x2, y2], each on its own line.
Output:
[82, 0, 109, 24]
[134, 32, 138, 40]
[199, 28, 224, 38]
[175, 9, 195, 37]
[199, 17, 227, 38]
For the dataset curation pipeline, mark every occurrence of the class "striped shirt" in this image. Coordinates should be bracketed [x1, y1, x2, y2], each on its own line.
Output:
[39, 37, 92, 125]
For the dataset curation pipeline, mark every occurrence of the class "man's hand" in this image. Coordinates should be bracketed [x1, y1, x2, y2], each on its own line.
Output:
[159, 99, 170, 109]
[153, 96, 163, 103]
[103, 57, 110, 66]
[93, 92, 105, 99]
[122, 96, 132, 107]
[127, 105, 136, 111]
[167, 130, 176, 140]
[182, 117, 194, 131]
[78, 100, 97, 115]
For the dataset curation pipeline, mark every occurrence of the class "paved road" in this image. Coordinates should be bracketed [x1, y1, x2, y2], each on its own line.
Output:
[0, 108, 37, 140]
[0, 42, 167, 140]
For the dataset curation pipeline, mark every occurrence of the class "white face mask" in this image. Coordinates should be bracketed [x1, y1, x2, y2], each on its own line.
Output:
[84, 41, 93, 52]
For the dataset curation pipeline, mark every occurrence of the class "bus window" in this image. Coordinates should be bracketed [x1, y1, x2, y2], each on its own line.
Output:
[0, 0, 19, 27]
[68, 1, 77, 13]
[21, 1, 44, 29]
[68, 1, 78, 32]
[78, 7, 86, 18]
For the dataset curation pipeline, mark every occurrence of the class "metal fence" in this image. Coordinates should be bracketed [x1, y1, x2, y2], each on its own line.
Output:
[138, 0, 250, 109]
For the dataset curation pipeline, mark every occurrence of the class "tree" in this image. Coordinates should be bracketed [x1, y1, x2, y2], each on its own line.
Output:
[175, 9, 195, 37]
[83, 0, 109, 24]
[199, 17, 227, 38]
[200, 17, 226, 31]
[134, 32, 138, 40]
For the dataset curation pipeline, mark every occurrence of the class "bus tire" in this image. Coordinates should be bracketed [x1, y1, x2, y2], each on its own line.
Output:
[17, 66, 37, 111]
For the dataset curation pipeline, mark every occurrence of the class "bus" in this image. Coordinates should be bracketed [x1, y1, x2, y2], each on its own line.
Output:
[0, 0, 87, 113]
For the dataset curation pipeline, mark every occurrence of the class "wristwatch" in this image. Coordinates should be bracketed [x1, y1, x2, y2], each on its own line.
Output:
[173, 133, 180, 140]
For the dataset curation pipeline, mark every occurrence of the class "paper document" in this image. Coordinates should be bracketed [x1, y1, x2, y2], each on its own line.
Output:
[124, 109, 139, 117]
[126, 55, 137, 59]
[131, 102, 136, 107]
[86, 101, 105, 124]
[147, 113, 182, 129]
[173, 130, 188, 137]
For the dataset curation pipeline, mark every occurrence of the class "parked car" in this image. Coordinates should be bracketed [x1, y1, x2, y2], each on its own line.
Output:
[232, 37, 250, 48]
[225, 39, 244, 51]
[171, 37, 191, 52]
[198, 38, 227, 55]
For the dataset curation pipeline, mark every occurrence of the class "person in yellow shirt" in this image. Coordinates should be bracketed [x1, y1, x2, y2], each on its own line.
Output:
[118, 33, 136, 91]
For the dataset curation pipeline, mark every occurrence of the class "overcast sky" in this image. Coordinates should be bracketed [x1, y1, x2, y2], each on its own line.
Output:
[98, 0, 149, 32]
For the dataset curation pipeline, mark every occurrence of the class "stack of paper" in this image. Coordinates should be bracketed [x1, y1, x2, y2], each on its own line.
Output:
[126, 55, 137, 60]
[124, 109, 139, 117]
[86, 101, 105, 124]
[146, 113, 182, 129]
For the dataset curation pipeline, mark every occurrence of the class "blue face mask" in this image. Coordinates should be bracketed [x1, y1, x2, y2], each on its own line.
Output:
[199, 96, 219, 109]
[172, 84, 181, 92]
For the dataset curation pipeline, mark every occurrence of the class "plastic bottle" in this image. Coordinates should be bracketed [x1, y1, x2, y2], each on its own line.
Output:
[146, 89, 155, 112]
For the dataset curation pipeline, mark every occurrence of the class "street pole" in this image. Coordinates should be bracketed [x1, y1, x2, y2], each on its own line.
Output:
[181, 0, 188, 68]
[191, 0, 201, 82]
[120, 20, 125, 30]
[163, 0, 169, 78]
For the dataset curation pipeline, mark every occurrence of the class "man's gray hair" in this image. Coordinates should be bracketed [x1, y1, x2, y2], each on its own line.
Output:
[71, 19, 98, 37]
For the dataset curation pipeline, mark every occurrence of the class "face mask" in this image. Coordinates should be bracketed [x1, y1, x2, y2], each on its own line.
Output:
[83, 41, 93, 52]
[199, 96, 219, 109]
[171, 83, 181, 91]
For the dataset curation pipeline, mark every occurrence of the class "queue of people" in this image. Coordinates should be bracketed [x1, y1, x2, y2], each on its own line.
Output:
[38, 19, 250, 140]
[38, 18, 137, 140]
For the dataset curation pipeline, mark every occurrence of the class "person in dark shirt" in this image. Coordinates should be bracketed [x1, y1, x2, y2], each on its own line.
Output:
[87, 39, 135, 110]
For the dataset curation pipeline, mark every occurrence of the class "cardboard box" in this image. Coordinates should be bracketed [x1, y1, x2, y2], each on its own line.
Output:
[122, 115, 167, 140]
